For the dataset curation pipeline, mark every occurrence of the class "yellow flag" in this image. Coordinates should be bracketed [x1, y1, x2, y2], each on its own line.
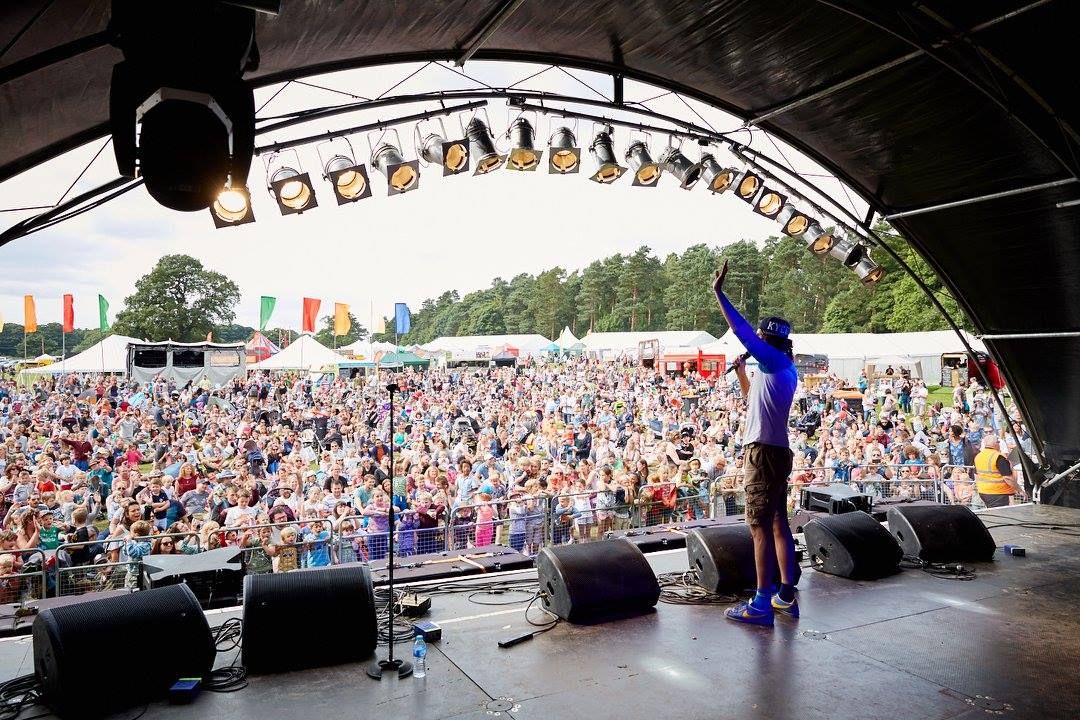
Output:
[334, 303, 351, 336]
[23, 295, 37, 333]
[373, 314, 386, 334]
[0, 311, 4, 333]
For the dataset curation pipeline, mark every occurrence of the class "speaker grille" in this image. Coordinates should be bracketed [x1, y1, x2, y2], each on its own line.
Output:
[242, 565, 377, 672]
[537, 540, 659, 623]
[804, 512, 902, 579]
[33, 585, 213, 717]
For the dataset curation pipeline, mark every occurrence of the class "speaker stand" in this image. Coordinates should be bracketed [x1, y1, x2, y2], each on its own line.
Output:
[366, 657, 413, 679]
[367, 382, 413, 682]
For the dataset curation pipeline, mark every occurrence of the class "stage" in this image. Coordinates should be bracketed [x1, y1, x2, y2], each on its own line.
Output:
[2, 504, 1078, 720]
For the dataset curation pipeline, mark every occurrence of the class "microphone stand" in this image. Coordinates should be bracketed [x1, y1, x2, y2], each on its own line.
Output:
[367, 381, 413, 679]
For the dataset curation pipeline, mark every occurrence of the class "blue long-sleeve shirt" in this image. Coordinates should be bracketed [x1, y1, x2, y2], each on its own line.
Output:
[718, 292, 797, 448]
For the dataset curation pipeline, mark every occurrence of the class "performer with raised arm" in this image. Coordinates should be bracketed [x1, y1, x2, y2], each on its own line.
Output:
[712, 260, 800, 626]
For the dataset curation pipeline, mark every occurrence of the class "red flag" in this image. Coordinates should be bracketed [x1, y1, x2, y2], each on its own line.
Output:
[302, 297, 321, 333]
[63, 294, 74, 333]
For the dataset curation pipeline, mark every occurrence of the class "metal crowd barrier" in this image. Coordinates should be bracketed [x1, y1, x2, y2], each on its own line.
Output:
[54, 530, 201, 597]
[0, 548, 47, 602]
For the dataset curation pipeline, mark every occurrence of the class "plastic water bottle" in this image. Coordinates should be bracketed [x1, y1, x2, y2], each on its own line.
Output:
[412, 633, 427, 678]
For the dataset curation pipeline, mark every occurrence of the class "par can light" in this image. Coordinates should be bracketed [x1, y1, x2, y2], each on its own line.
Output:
[506, 117, 543, 171]
[776, 205, 814, 237]
[548, 127, 580, 174]
[626, 140, 661, 187]
[658, 146, 701, 190]
[699, 153, 739, 194]
[465, 116, 505, 175]
[588, 127, 626, 184]
[269, 166, 317, 214]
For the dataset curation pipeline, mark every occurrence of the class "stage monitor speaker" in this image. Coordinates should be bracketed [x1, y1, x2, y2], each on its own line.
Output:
[33, 584, 214, 719]
[536, 540, 660, 624]
[685, 524, 758, 594]
[242, 565, 377, 673]
[142, 546, 245, 609]
[801, 483, 872, 514]
[887, 505, 996, 563]
[804, 512, 902, 579]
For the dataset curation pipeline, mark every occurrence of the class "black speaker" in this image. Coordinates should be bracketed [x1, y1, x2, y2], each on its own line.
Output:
[804, 512, 902, 579]
[536, 540, 660, 623]
[887, 505, 996, 563]
[801, 483, 872, 514]
[142, 546, 245, 609]
[33, 584, 214, 718]
[685, 524, 758, 594]
[242, 565, 377, 673]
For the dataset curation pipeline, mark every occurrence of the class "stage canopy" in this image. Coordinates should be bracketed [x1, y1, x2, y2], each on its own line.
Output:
[18, 334, 139, 376]
[1, 1, 1078, 482]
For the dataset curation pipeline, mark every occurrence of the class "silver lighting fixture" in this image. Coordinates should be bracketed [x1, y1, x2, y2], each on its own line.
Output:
[318, 138, 371, 205]
[658, 141, 702, 190]
[464, 110, 505, 175]
[854, 254, 886, 285]
[588, 125, 625, 184]
[828, 235, 866, 267]
[547, 120, 580, 174]
[414, 118, 469, 176]
[803, 222, 838, 254]
[368, 128, 419, 195]
[505, 113, 543, 171]
[775, 205, 815, 238]
[734, 167, 765, 204]
[754, 186, 788, 219]
[699, 147, 741, 194]
[625, 137, 661, 187]
[266, 150, 317, 215]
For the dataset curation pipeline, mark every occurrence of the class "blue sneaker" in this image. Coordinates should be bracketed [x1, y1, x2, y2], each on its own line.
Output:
[771, 594, 800, 618]
[724, 600, 774, 626]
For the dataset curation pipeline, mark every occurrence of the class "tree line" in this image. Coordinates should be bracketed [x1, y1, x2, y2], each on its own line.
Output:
[0, 225, 969, 358]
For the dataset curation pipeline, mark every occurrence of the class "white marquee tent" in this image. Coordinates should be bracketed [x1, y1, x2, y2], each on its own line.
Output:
[18, 334, 140, 376]
[555, 326, 580, 348]
[417, 334, 553, 357]
[249, 334, 342, 372]
[707, 329, 986, 383]
[579, 330, 718, 357]
[337, 339, 397, 357]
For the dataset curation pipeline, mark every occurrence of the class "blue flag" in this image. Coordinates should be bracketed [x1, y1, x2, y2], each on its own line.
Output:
[394, 303, 411, 335]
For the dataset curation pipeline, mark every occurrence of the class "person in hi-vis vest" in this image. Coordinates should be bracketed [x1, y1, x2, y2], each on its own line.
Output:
[973, 436, 1021, 508]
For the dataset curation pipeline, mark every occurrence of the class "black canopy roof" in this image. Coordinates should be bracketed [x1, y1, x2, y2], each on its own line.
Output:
[2, 1, 1078, 481]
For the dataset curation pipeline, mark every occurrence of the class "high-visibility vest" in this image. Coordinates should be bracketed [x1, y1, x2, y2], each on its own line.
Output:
[974, 449, 1013, 495]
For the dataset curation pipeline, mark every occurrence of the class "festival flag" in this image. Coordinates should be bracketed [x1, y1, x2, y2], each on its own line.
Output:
[394, 303, 411, 335]
[63, 294, 75, 333]
[259, 295, 276, 332]
[206, 331, 213, 341]
[0, 311, 4, 333]
[373, 314, 386, 334]
[334, 303, 351, 336]
[98, 294, 110, 331]
[23, 295, 37, 333]
[302, 297, 321, 333]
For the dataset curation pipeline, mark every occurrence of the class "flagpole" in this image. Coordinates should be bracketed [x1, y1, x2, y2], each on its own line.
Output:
[62, 331, 66, 375]
[100, 335, 106, 374]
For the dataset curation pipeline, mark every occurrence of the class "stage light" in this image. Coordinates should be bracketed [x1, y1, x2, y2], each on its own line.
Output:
[323, 155, 372, 204]
[698, 153, 739, 194]
[465, 113, 505, 175]
[210, 181, 254, 228]
[625, 140, 661, 187]
[548, 126, 580, 174]
[754, 187, 788, 219]
[735, 168, 765, 203]
[803, 223, 837, 254]
[368, 128, 419, 195]
[854, 254, 885, 285]
[266, 152, 317, 215]
[109, 2, 257, 212]
[658, 145, 702, 190]
[828, 235, 866, 267]
[415, 118, 469, 176]
[588, 126, 626, 184]
[776, 206, 814, 237]
[505, 115, 543, 171]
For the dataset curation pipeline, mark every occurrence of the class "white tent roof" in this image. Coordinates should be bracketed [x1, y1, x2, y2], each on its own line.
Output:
[19, 335, 140, 375]
[556, 326, 580, 347]
[249, 334, 342, 371]
[418, 334, 553, 355]
[711, 329, 985, 358]
[337, 339, 397, 355]
[579, 330, 717, 352]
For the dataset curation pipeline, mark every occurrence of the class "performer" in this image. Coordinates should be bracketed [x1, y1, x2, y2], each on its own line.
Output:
[712, 260, 799, 626]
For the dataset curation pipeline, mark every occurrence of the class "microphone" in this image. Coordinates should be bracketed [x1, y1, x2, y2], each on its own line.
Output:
[725, 352, 751, 375]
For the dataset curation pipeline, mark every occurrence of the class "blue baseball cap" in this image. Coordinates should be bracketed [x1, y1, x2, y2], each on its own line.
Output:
[758, 316, 791, 339]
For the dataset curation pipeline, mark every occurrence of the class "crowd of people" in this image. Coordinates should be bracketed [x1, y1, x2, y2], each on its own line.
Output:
[0, 355, 1032, 601]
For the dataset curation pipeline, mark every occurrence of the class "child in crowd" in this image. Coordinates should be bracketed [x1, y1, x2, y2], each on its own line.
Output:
[473, 487, 496, 547]
[124, 520, 153, 590]
[272, 527, 300, 572]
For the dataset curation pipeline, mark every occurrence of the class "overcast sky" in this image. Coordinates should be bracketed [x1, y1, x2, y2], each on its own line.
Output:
[0, 61, 869, 335]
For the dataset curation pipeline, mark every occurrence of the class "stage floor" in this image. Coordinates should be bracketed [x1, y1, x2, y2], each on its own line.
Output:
[3, 504, 1078, 720]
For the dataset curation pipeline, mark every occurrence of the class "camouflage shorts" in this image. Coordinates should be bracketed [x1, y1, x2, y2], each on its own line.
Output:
[744, 443, 794, 526]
